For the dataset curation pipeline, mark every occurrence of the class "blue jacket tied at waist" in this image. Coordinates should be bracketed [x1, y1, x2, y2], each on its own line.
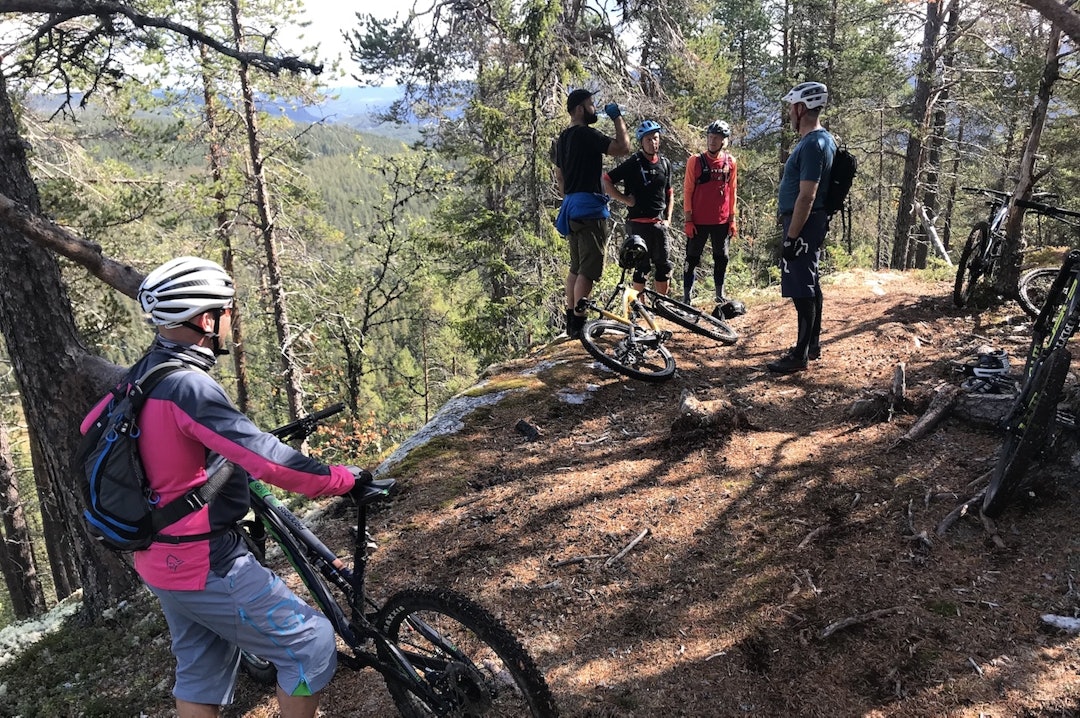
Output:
[555, 192, 610, 237]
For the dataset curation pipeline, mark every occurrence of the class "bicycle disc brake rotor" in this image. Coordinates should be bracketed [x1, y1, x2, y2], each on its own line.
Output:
[434, 661, 492, 714]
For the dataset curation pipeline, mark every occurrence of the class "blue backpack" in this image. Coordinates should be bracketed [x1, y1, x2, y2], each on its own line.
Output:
[76, 361, 231, 552]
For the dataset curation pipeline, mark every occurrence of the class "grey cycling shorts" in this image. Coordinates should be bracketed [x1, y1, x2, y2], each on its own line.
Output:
[149, 552, 337, 704]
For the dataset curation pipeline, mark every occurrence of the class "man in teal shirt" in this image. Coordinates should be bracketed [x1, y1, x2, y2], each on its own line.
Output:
[768, 81, 836, 374]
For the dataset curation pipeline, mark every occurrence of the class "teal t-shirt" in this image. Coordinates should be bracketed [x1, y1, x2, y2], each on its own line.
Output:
[778, 129, 836, 215]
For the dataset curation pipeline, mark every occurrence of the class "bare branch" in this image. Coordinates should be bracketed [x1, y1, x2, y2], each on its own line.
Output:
[0, 0, 322, 75]
[0, 189, 142, 297]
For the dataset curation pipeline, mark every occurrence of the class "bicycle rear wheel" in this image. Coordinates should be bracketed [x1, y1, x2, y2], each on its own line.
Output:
[983, 347, 1071, 517]
[580, 320, 675, 382]
[954, 222, 990, 308]
[1017, 266, 1059, 319]
[645, 292, 739, 345]
[376, 587, 559, 717]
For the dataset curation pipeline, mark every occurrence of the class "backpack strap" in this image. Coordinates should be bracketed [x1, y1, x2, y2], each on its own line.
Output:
[696, 152, 710, 184]
[127, 361, 235, 540]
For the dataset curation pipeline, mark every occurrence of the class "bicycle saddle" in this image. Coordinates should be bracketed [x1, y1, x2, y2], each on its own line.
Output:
[353, 477, 397, 505]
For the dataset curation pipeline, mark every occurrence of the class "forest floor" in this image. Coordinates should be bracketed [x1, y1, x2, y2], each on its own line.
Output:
[6, 268, 1080, 717]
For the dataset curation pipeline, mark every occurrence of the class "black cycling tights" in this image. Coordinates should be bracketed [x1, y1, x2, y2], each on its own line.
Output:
[792, 292, 822, 357]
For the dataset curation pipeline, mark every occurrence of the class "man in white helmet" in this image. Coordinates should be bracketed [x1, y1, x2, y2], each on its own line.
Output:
[767, 81, 836, 374]
[80, 256, 363, 718]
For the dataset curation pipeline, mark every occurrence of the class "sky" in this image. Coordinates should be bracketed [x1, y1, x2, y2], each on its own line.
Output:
[285, 0, 416, 83]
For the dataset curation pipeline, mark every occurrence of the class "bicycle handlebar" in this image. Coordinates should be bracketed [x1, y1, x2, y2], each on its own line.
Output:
[961, 186, 1011, 199]
[271, 402, 346, 442]
[1015, 198, 1080, 220]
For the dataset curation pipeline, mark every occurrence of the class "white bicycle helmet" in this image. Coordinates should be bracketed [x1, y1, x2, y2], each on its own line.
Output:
[953, 348, 1010, 378]
[138, 256, 235, 327]
[782, 81, 828, 110]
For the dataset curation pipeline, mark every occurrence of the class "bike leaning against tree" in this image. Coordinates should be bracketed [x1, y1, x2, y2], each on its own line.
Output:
[953, 186, 1059, 311]
[227, 404, 560, 717]
[1014, 198, 1080, 317]
[983, 240, 1080, 518]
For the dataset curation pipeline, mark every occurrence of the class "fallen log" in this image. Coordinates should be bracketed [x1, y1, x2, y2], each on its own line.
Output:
[892, 382, 960, 446]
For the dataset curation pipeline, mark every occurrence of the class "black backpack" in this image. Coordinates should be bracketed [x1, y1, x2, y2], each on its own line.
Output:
[824, 146, 857, 215]
[694, 152, 732, 185]
[76, 361, 232, 552]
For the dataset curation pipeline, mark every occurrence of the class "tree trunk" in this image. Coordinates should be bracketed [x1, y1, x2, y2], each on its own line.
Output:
[231, 0, 305, 420]
[198, 35, 251, 413]
[0, 416, 47, 618]
[996, 23, 1060, 297]
[0, 71, 139, 616]
[891, 0, 944, 269]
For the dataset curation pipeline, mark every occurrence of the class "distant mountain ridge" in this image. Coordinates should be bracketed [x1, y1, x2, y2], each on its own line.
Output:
[28, 85, 411, 137]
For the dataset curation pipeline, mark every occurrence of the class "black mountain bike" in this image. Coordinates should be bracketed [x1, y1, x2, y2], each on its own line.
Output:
[578, 267, 738, 383]
[1014, 199, 1080, 317]
[983, 247, 1080, 517]
[953, 187, 1014, 308]
[226, 405, 559, 716]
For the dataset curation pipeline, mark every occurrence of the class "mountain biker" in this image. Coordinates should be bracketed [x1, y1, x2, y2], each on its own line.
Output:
[602, 119, 675, 295]
[682, 119, 739, 306]
[80, 256, 362, 718]
[553, 88, 631, 338]
[768, 81, 836, 374]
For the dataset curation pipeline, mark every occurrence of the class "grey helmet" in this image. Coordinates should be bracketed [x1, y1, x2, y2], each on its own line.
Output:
[706, 120, 731, 137]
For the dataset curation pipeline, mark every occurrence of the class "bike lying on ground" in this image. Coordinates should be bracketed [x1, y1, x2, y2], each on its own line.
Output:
[577, 265, 738, 383]
[1014, 198, 1080, 317]
[227, 404, 559, 716]
[983, 247, 1080, 518]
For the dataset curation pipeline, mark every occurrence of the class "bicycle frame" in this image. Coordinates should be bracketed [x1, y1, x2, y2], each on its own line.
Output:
[228, 416, 472, 709]
[1027, 249, 1080, 378]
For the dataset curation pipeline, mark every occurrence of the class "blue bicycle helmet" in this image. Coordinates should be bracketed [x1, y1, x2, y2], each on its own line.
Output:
[635, 120, 662, 142]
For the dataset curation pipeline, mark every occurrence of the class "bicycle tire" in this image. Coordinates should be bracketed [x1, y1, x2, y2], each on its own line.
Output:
[954, 222, 990, 308]
[645, 292, 739, 345]
[1017, 266, 1059, 319]
[983, 347, 1071, 517]
[376, 587, 559, 718]
[579, 320, 675, 382]
[239, 650, 277, 686]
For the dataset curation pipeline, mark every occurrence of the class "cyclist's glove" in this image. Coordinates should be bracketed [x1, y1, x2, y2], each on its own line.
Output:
[603, 102, 621, 119]
[346, 465, 373, 494]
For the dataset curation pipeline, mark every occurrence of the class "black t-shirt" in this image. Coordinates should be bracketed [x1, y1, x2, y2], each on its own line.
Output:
[607, 152, 671, 220]
[556, 125, 613, 195]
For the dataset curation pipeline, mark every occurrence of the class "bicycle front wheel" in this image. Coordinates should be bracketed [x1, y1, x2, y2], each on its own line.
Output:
[983, 347, 1071, 517]
[376, 587, 559, 718]
[645, 292, 739, 345]
[1017, 266, 1059, 319]
[580, 320, 675, 382]
[954, 222, 990, 308]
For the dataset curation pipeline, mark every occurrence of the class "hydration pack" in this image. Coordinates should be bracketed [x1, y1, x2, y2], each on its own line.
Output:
[76, 361, 231, 552]
[824, 146, 857, 215]
[694, 152, 732, 185]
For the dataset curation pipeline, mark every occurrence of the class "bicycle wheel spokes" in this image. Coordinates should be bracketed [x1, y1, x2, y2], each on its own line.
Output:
[1017, 267, 1059, 319]
[646, 292, 739, 345]
[580, 320, 675, 382]
[983, 347, 1071, 517]
[954, 222, 990, 308]
[377, 588, 559, 717]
